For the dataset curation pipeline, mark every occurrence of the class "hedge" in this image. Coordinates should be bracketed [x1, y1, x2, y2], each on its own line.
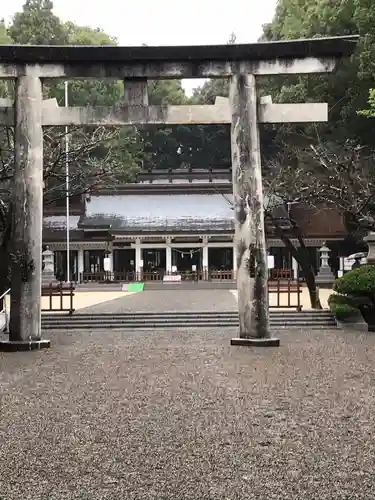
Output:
[333, 265, 375, 297]
[329, 265, 375, 323]
[327, 293, 360, 321]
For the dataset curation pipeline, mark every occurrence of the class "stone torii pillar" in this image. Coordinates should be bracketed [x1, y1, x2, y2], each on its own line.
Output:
[7, 75, 50, 350]
[0, 96, 57, 350]
[229, 74, 276, 346]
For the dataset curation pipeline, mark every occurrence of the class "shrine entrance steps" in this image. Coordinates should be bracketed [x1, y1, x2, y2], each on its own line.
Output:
[41, 310, 336, 331]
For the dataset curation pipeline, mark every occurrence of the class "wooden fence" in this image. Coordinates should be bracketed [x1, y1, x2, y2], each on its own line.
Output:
[41, 283, 75, 314]
[80, 269, 235, 283]
[268, 279, 302, 310]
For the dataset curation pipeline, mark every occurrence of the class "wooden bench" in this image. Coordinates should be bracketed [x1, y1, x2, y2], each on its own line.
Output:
[41, 283, 75, 314]
[268, 279, 302, 310]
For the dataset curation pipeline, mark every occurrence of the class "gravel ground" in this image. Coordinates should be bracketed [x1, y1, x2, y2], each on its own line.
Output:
[1, 327, 375, 499]
[76, 289, 237, 314]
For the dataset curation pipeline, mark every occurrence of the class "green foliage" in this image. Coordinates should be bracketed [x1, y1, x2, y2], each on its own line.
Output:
[8, 0, 69, 44]
[333, 265, 375, 296]
[331, 265, 375, 324]
[261, 0, 375, 148]
[0, 20, 12, 44]
[328, 293, 360, 321]
[358, 88, 375, 118]
[149, 80, 188, 106]
[49, 23, 122, 108]
[0, 21, 13, 98]
[3, 1, 146, 182]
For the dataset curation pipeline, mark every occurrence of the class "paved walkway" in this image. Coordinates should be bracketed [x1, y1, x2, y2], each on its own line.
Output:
[74, 285, 333, 315]
[77, 289, 237, 314]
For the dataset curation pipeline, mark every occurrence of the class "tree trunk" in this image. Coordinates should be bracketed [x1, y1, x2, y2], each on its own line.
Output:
[9, 75, 43, 341]
[304, 268, 322, 309]
[273, 223, 322, 309]
[230, 74, 270, 338]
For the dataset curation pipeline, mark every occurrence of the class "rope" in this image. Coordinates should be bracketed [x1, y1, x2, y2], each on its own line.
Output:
[165, 242, 209, 258]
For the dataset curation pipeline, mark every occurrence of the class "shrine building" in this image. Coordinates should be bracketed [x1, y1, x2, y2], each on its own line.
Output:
[43, 168, 347, 283]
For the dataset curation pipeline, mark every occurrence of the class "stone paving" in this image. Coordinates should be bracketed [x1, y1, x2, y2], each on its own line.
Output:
[75, 286, 333, 315]
[1, 327, 375, 499]
[76, 289, 237, 314]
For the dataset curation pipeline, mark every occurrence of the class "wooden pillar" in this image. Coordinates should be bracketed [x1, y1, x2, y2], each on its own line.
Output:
[166, 245, 172, 273]
[9, 75, 44, 343]
[230, 74, 279, 347]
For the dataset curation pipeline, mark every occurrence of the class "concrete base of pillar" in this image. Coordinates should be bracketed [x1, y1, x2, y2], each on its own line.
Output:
[231, 337, 280, 347]
[0, 337, 51, 351]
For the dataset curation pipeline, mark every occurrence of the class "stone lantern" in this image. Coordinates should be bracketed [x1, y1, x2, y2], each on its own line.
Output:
[364, 232, 375, 264]
[42, 246, 57, 286]
[315, 243, 335, 287]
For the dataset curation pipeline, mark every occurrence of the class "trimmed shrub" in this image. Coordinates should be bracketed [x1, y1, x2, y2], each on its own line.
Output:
[333, 265, 375, 297]
[328, 293, 360, 321]
[331, 266, 375, 325]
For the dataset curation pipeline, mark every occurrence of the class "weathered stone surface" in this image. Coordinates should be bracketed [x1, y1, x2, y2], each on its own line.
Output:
[0, 36, 359, 79]
[9, 75, 43, 342]
[0, 36, 357, 62]
[123, 78, 148, 106]
[230, 73, 270, 339]
[364, 232, 375, 264]
[0, 102, 328, 127]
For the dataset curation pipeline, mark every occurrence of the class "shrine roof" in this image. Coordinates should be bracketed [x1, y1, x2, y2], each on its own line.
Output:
[79, 193, 234, 233]
[0, 35, 358, 64]
[78, 192, 287, 234]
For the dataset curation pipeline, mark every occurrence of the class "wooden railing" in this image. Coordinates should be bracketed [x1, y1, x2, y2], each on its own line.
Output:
[268, 279, 302, 310]
[41, 283, 75, 314]
[80, 269, 235, 283]
[80, 268, 299, 285]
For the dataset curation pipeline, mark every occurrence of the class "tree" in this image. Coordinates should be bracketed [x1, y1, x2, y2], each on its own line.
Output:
[0, 20, 13, 99]
[191, 34, 325, 307]
[265, 137, 375, 283]
[261, 0, 375, 148]
[0, 1, 148, 299]
[358, 88, 375, 118]
[0, 121, 121, 291]
[142, 80, 207, 171]
[288, 141, 375, 234]
[0, 19, 11, 44]
[8, 0, 69, 45]
[7, 1, 145, 183]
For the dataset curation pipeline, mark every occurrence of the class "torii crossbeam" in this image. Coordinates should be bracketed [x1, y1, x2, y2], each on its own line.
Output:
[0, 35, 358, 350]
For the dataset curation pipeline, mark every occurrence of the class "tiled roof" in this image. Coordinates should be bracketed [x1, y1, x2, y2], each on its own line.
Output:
[80, 194, 234, 233]
[44, 216, 81, 231]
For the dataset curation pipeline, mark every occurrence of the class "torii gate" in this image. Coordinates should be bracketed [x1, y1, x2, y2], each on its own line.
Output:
[0, 36, 357, 350]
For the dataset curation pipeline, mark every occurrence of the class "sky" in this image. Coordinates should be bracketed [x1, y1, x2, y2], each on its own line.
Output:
[2, 0, 278, 95]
